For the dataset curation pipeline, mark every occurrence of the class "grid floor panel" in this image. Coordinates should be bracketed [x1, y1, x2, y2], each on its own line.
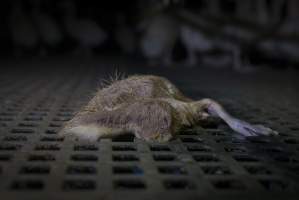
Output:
[0, 59, 298, 200]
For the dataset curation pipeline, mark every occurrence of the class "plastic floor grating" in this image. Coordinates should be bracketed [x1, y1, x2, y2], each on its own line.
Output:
[0, 60, 298, 200]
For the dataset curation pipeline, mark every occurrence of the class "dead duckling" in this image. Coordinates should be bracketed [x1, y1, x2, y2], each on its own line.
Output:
[61, 75, 278, 142]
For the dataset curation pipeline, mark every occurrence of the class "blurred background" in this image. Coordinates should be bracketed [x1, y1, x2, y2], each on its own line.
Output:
[0, 0, 299, 71]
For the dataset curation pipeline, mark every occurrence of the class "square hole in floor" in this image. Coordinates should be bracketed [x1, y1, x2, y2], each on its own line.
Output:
[113, 154, 139, 162]
[0, 144, 22, 151]
[163, 179, 195, 190]
[244, 165, 272, 175]
[224, 146, 247, 153]
[11, 128, 34, 134]
[158, 166, 187, 175]
[193, 154, 220, 162]
[0, 154, 12, 161]
[114, 179, 146, 189]
[3, 136, 27, 142]
[66, 165, 97, 175]
[201, 166, 232, 175]
[28, 154, 55, 161]
[186, 145, 212, 152]
[211, 179, 246, 190]
[150, 145, 171, 151]
[11, 179, 44, 190]
[40, 137, 64, 142]
[19, 165, 50, 174]
[71, 154, 98, 162]
[233, 155, 259, 162]
[74, 145, 98, 151]
[153, 154, 176, 161]
[112, 135, 135, 142]
[113, 166, 143, 175]
[112, 145, 136, 151]
[63, 180, 96, 190]
[259, 179, 289, 191]
[35, 144, 60, 151]
[180, 137, 203, 143]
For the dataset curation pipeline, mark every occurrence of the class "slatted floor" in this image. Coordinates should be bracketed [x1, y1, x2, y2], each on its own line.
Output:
[0, 58, 298, 200]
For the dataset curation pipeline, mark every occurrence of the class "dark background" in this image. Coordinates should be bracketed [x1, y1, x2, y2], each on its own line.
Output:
[0, 0, 299, 71]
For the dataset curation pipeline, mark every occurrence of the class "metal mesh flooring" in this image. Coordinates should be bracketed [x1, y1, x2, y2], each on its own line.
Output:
[0, 59, 298, 200]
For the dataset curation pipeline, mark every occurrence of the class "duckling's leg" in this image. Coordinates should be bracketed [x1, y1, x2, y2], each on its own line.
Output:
[195, 98, 278, 137]
[185, 48, 197, 66]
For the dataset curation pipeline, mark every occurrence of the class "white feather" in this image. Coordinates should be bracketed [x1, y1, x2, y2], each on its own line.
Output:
[66, 125, 124, 141]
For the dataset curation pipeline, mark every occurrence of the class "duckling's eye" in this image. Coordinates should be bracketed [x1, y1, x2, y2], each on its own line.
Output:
[163, 118, 168, 124]
[160, 118, 169, 130]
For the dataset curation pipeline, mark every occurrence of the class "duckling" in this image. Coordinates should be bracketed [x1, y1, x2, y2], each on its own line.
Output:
[31, 0, 62, 55]
[61, 75, 278, 142]
[9, 0, 39, 56]
[180, 25, 256, 72]
[180, 25, 214, 66]
[140, 14, 179, 66]
[115, 13, 136, 55]
[62, 0, 107, 56]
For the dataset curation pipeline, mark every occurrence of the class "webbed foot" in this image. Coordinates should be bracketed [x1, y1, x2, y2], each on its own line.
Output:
[230, 119, 279, 137]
